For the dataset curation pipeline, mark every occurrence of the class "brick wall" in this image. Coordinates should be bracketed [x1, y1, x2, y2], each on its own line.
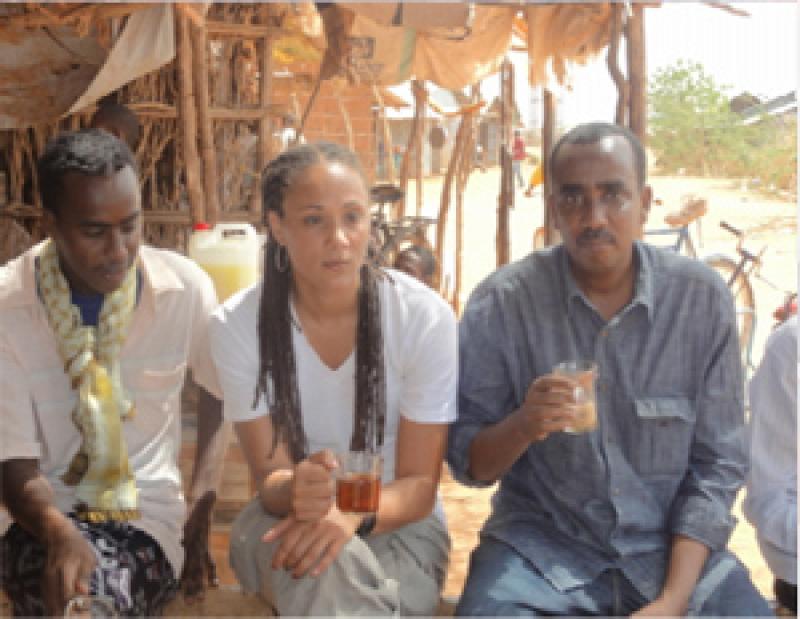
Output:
[272, 64, 378, 184]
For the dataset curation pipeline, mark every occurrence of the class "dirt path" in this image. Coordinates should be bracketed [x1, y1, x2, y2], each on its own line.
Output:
[405, 166, 796, 601]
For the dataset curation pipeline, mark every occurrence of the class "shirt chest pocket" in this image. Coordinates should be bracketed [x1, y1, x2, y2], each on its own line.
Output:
[631, 397, 695, 476]
[125, 361, 187, 408]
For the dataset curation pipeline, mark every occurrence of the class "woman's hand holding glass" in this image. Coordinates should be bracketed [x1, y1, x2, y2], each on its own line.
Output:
[289, 449, 338, 522]
[260, 448, 360, 578]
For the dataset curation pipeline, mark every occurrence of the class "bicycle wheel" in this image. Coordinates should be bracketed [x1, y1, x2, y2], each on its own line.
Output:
[703, 255, 756, 371]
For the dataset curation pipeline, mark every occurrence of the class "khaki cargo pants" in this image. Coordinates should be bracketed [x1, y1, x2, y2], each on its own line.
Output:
[229, 497, 450, 616]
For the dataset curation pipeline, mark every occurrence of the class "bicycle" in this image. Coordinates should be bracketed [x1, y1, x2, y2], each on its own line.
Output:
[645, 197, 758, 372]
[369, 184, 437, 268]
[644, 195, 707, 258]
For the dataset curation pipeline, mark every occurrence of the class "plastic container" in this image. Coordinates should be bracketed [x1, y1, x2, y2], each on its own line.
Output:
[188, 222, 260, 302]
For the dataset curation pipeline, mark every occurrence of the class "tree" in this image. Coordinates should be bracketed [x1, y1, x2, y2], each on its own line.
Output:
[648, 60, 751, 176]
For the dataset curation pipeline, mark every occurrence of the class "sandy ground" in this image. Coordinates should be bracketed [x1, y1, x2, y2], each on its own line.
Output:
[402, 165, 797, 601]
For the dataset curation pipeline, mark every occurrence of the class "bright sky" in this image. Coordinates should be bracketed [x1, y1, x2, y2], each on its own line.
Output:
[495, 1, 798, 128]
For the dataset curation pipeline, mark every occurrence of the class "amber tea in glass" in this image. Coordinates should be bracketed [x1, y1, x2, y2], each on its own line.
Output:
[335, 451, 382, 514]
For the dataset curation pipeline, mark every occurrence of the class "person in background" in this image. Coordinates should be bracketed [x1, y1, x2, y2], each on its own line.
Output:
[279, 114, 300, 151]
[0, 129, 227, 616]
[90, 102, 141, 153]
[511, 129, 526, 188]
[393, 244, 437, 289]
[524, 154, 544, 197]
[448, 122, 770, 616]
[209, 142, 457, 616]
[744, 315, 797, 614]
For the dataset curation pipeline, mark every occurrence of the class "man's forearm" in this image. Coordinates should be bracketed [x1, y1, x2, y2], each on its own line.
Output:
[657, 534, 710, 612]
[1, 459, 70, 541]
[187, 387, 230, 506]
[467, 408, 532, 482]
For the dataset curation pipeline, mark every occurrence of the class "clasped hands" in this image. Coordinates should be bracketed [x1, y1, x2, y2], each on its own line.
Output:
[263, 450, 363, 579]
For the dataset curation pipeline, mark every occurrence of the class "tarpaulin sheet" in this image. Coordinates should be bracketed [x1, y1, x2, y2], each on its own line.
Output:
[0, 5, 174, 129]
[329, 5, 512, 90]
[69, 4, 175, 114]
[0, 27, 105, 129]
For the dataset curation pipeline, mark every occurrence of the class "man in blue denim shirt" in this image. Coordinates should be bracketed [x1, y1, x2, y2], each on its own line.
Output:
[448, 123, 770, 616]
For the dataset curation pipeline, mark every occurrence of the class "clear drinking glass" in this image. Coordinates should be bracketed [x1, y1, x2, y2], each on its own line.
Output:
[553, 360, 599, 433]
[335, 451, 382, 514]
[64, 594, 118, 618]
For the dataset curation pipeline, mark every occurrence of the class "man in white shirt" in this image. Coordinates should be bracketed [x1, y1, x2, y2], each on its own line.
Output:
[744, 315, 797, 613]
[0, 129, 227, 616]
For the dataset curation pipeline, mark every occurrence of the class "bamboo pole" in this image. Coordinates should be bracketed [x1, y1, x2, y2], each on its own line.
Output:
[191, 18, 220, 225]
[176, 12, 205, 224]
[626, 4, 647, 143]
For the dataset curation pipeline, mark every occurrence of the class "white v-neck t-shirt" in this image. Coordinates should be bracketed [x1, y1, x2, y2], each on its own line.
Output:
[210, 270, 458, 520]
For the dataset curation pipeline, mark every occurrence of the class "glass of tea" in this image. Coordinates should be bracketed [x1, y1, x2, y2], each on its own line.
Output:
[553, 360, 598, 433]
[335, 451, 382, 514]
[64, 594, 118, 618]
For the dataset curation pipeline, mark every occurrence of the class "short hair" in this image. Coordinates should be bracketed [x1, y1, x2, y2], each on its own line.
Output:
[396, 244, 436, 280]
[549, 122, 647, 188]
[37, 129, 138, 215]
[90, 102, 141, 151]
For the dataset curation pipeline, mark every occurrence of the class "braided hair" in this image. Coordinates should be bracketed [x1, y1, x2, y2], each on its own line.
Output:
[255, 142, 386, 463]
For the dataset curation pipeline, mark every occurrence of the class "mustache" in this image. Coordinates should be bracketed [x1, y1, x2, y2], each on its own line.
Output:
[577, 228, 616, 246]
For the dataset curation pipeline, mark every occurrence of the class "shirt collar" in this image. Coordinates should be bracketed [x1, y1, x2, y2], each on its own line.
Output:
[137, 246, 184, 293]
[0, 241, 43, 309]
[559, 241, 654, 321]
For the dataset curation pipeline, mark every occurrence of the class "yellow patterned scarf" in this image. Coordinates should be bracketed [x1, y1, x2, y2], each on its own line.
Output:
[37, 239, 139, 522]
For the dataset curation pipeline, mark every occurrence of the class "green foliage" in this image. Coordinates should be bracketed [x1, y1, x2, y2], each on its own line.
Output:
[648, 60, 797, 193]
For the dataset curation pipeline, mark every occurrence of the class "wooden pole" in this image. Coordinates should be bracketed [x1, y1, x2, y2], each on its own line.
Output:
[435, 113, 469, 274]
[296, 74, 323, 144]
[542, 88, 557, 246]
[336, 83, 355, 151]
[371, 84, 396, 184]
[177, 12, 205, 225]
[453, 103, 476, 315]
[191, 19, 220, 225]
[607, 3, 628, 126]
[626, 4, 647, 144]
[251, 4, 275, 217]
[496, 59, 513, 267]
[414, 80, 425, 216]
[397, 80, 425, 220]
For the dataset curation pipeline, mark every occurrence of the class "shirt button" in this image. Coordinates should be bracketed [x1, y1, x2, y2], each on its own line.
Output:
[600, 329, 609, 338]
[613, 488, 621, 495]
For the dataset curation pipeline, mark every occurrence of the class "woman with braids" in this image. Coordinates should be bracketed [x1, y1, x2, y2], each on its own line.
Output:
[209, 142, 457, 615]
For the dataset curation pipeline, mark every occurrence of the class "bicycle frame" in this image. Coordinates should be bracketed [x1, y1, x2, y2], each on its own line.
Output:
[643, 224, 696, 258]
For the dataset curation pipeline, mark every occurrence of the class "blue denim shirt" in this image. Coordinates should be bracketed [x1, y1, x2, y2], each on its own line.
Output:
[447, 242, 747, 602]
